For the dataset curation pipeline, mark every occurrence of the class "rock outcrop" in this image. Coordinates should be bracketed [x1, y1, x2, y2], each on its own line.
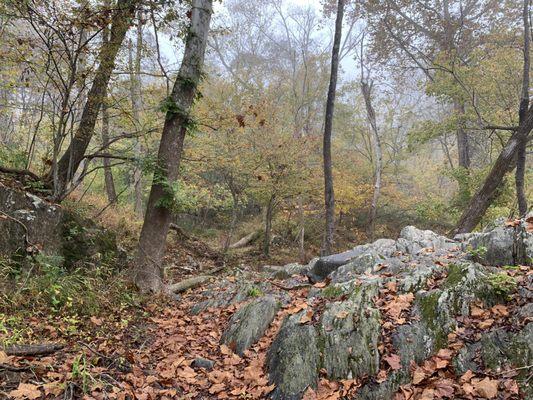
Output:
[192, 221, 532, 399]
[0, 183, 117, 266]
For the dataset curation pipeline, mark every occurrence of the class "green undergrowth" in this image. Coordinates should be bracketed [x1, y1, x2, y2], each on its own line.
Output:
[0, 253, 143, 348]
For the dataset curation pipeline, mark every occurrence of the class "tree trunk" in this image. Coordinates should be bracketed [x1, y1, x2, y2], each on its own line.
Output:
[454, 101, 470, 170]
[129, 11, 144, 217]
[297, 195, 305, 263]
[101, 96, 117, 203]
[134, 0, 213, 293]
[264, 195, 275, 257]
[360, 80, 382, 241]
[223, 191, 239, 254]
[454, 105, 533, 234]
[322, 0, 344, 255]
[516, 0, 530, 217]
[47, 0, 140, 199]
[101, 10, 117, 204]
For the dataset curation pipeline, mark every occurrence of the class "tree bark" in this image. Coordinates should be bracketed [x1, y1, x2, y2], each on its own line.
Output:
[47, 0, 140, 199]
[101, 95, 117, 203]
[516, 0, 530, 217]
[263, 195, 275, 257]
[454, 101, 471, 169]
[360, 80, 382, 241]
[454, 105, 533, 234]
[101, 9, 117, 204]
[297, 195, 305, 263]
[129, 11, 144, 216]
[134, 0, 213, 293]
[322, 0, 344, 255]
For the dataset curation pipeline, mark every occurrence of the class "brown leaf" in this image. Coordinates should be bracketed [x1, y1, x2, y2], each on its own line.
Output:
[208, 383, 225, 394]
[0, 350, 10, 363]
[302, 387, 318, 400]
[478, 318, 494, 329]
[470, 305, 485, 318]
[43, 382, 63, 396]
[384, 354, 402, 370]
[300, 309, 314, 324]
[412, 367, 426, 384]
[9, 383, 42, 400]
[460, 370, 475, 383]
[335, 310, 349, 319]
[491, 304, 509, 317]
[220, 344, 232, 355]
[419, 387, 435, 400]
[473, 377, 499, 399]
[376, 369, 388, 383]
[434, 378, 455, 397]
[314, 282, 327, 288]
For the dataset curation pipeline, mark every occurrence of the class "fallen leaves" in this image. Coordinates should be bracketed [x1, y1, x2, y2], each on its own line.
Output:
[384, 354, 402, 370]
[472, 377, 499, 399]
[383, 293, 414, 321]
[299, 309, 314, 324]
[9, 383, 42, 399]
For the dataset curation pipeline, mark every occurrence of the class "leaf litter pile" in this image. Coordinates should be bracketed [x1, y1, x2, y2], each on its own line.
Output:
[1, 260, 531, 400]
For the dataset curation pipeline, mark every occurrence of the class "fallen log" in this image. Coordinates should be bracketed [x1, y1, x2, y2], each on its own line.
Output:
[166, 275, 212, 293]
[229, 231, 260, 249]
[165, 264, 226, 294]
[4, 343, 64, 356]
[0, 165, 40, 181]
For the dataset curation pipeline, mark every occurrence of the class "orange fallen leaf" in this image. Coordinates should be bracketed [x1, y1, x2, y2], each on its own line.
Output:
[470, 305, 485, 318]
[9, 383, 42, 400]
[220, 344, 232, 355]
[473, 377, 499, 399]
[208, 383, 225, 394]
[460, 369, 475, 383]
[384, 354, 402, 370]
[478, 318, 494, 329]
[335, 310, 349, 319]
[0, 350, 10, 363]
[491, 304, 509, 317]
[412, 367, 426, 384]
[300, 309, 314, 324]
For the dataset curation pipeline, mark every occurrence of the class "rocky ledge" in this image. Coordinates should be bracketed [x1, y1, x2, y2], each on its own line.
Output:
[191, 218, 532, 399]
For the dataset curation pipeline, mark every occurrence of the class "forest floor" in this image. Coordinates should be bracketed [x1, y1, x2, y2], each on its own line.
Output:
[1, 243, 530, 400]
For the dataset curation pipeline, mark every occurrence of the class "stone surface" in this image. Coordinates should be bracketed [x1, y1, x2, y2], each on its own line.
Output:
[192, 357, 214, 370]
[191, 220, 533, 399]
[319, 280, 381, 379]
[0, 183, 63, 255]
[397, 226, 456, 255]
[263, 263, 309, 280]
[267, 311, 320, 400]
[0, 184, 116, 266]
[308, 238, 397, 282]
[221, 296, 280, 355]
[330, 251, 382, 283]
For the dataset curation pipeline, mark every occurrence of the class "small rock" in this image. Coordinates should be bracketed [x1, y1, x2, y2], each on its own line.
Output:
[192, 357, 214, 370]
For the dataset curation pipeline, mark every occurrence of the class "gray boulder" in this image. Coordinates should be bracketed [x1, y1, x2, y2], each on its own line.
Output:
[0, 184, 116, 266]
[0, 184, 63, 255]
[308, 239, 396, 282]
[397, 226, 456, 255]
[319, 280, 381, 379]
[462, 225, 515, 265]
[263, 263, 309, 280]
[221, 296, 280, 355]
[330, 251, 383, 283]
[267, 311, 319, 400]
